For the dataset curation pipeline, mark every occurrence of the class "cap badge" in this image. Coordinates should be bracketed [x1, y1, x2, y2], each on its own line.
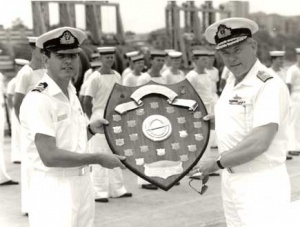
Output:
[60, 31, 75, 45]
[217, 24, 232, 39]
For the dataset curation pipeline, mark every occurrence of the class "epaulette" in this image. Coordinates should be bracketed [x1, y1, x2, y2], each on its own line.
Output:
[257, 70, 273, 83]
[31, 82, 48, 92]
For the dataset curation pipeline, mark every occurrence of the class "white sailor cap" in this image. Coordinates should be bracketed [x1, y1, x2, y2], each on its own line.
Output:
[90, 52, 100, 59]
[36, 27, 86, 54]
[168, 51, 182, 59]
[150, 50, 167, 58]
[28, 36, 38, 45]
[205, 17, 259, 50]
[90, 61, 102, 68]
[97, 47, 116, 55]
[207, 50, 216, 56]
[125, 51, 139, 59]
[192, 49, 211, 57]
[164, 49, 176, 54]
[131, 54, 144, 62]
[295, 48, 300, 54]
[269, 51, 285, 57]
[14, 58, 30, 66]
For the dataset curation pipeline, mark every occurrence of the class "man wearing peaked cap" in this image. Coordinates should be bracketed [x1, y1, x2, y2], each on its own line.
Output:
[19, 27, 125, 227]
[83, 45, 132, 202]
[162, 51, 185, 84]
[190, 18, 291, 227]
[286, 48, 300, 157]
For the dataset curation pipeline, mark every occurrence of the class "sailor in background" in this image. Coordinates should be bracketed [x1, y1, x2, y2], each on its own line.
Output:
[83, 46, 132, 202]
[286, 48, 300, 156]
[162, 51, 185, 84]
[0, 54, 19, 186]
[6, 59, 29, 164]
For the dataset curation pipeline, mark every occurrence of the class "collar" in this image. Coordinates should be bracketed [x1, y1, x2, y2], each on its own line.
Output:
[42, 73, 76, 96]
[227, 59, 261, 87]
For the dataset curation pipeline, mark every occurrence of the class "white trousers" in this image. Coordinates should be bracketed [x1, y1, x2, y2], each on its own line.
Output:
[89, 133, 127, 198]
[222, 165, 291, 227]
[0, 103, 11, 184]
[10, 109, 21, 162]
[21, 152, 33, 214]
[288, 92, 300, 151]
[29, 172, 94, 227]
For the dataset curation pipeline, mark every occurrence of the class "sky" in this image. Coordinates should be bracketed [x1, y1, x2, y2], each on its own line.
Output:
[0, 0, 300, 33]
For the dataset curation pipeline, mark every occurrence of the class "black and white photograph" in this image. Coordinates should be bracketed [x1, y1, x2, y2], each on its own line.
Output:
[0, 0, 300, 226]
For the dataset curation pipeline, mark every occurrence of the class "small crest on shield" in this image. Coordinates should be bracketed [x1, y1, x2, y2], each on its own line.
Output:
[130, 134, 138, 141]
[113, 114, 122, 122]
[124, 149, 133, 156]
[188, 145, 197, 152]
[113, 126, 122, 134]
[177, 117, 186, 124]
[157, 148, 166, 156]
[136, 158, 144, 165]
[115, 138, 124, 146]
[127, 120, 136, 127]
[136, 109, 145, 116]
[195, 134, 204, 141]
[194, 121, 202, 128]
[140, 145, 149, 152]
[166, 106, 175, 113]
[179, 130, 188, 138]
[193, 111, 202, 119]
[180, 155, 189, 162]
[171, 143, 180, 150]
[150, 102, 159, 109]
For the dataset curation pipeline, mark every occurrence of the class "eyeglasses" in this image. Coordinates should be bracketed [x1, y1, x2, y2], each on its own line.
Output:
[188, 175, 209, 195]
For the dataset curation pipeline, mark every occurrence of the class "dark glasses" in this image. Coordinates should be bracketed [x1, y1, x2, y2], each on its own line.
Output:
[188, 175, 209, 195]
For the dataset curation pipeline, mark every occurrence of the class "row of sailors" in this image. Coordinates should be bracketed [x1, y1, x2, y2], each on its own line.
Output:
[79, 47, 220, 116]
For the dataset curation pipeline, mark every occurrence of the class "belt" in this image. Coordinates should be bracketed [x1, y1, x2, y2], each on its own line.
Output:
[34, 166, 92, 177]
[227, 162, 283, 174]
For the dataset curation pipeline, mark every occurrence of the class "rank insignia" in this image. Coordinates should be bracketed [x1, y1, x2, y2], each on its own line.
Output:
[257, 70, 273, 82]
[32, 82, 48, 92]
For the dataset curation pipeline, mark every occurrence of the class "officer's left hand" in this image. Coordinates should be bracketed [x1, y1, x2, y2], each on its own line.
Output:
[189, 160, 219, 177]
[89, 119, 109, 134]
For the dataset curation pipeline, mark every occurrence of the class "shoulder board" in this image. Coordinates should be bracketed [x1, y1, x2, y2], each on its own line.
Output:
[257, 70, 273, 83]
[31, 82, 48, 92]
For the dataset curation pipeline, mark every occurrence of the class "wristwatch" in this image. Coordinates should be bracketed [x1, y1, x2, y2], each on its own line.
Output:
[216, 155, 225, 169]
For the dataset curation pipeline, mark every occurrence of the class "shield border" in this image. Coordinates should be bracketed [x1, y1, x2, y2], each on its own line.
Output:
[104, 79, 210, 191]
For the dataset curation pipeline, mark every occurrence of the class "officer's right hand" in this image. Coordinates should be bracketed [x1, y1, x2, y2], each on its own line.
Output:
[97, 153, 126, 169]
[203, 114, 215, 130]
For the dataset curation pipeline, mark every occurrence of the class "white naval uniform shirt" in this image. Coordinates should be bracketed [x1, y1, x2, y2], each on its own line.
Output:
[215, 60, 290, 170]
[162, 68, 185, 84]
[186, 70, 213, 112]
[286, 64, 300, 93]
[19, 74, 88, 171]
[15, 65, 46, 95]
[137, 72, 166, 85]
[84, 70, 121, 119]
[122, 71, 144, 87]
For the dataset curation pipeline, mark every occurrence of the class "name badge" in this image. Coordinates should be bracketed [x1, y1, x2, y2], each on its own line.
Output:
[57, 114, 68, 122]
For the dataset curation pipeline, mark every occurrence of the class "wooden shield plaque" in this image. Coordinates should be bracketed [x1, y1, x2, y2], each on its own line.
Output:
[104, 79, 210, 191]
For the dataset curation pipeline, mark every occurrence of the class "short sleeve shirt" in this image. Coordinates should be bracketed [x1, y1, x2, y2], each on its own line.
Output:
[286, 64, 300, 92]
[84, 70, 121, 118]
[185, 70, 213, 111]
[137, 72, 166, 85]
[20, 74, 87, 171]
[7, 77, 17, 95]
[15, 65, 46, 94]
[162, 68, 185, 84]
[215, 60, 290, 165]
